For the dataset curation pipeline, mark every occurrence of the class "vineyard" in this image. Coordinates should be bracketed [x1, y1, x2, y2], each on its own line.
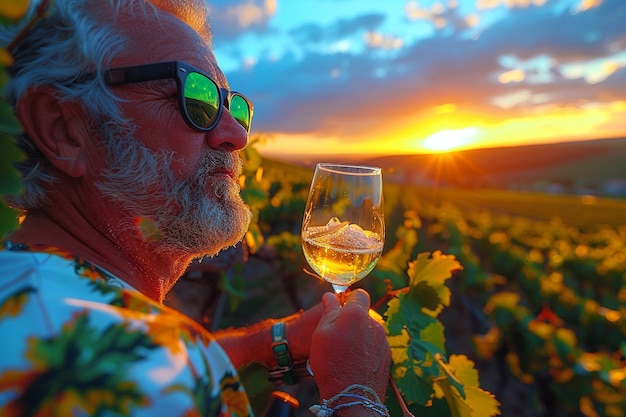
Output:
[380, 184, 626, 416]
[174, 140, 626, 417]
[1, 3, 624, 416]
[0, 1, 626, 417]
[1, 4, 624, 416]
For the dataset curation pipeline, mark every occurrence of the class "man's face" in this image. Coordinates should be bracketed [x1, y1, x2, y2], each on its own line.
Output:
[96, 128, 252, 258]
[93, 4, 252, 258]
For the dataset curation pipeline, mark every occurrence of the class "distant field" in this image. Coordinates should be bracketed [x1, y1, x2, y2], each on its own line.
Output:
[260, 158, 626, 229]
[365, 136, 626, 189]
[385, 183, 626, 229]
[275, 137, 626, 195]
[262, 157, 313, 184]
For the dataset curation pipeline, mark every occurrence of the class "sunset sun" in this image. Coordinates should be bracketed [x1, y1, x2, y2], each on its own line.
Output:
[422, 128, 478, 152]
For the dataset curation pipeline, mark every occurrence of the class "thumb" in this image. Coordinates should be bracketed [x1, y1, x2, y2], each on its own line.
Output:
[316, 292, 340, 330]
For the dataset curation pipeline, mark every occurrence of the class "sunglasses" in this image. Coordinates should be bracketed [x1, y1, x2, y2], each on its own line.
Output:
[104, 61, 253, 133]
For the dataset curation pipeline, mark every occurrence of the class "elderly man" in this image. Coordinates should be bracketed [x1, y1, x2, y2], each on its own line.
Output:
[0, 1, 390, 416]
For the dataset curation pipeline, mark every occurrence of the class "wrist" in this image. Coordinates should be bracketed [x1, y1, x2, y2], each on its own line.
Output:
[213, 318, 277, 369]
[310, 384, 390, 417]
[267, 320, 314, 385]
[270, 321, 294, 384]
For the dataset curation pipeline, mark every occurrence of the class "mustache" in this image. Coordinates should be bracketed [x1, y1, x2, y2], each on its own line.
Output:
[200, 150, 242, 179]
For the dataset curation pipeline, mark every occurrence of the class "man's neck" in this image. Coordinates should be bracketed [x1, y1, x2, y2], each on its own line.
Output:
[9, 211, 191, 303]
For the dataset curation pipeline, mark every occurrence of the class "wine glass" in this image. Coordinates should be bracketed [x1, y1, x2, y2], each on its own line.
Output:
[301, 163, 385, 302]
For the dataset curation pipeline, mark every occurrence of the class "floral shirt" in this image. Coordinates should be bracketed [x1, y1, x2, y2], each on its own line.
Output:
[0, 242, 253, 417]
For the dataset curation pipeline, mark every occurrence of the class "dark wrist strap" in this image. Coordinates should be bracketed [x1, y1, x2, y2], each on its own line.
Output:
[269, 322, 295, 385]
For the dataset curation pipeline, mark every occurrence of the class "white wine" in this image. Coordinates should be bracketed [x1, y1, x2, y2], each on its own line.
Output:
[302, 218, 383, 291]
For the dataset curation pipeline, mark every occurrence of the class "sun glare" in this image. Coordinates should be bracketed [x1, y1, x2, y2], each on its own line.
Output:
[423, 128, 478, 152]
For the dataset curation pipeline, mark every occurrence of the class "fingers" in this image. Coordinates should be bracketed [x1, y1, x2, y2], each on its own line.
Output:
[341, 288, 371, 311]
[318, 289, 371, 326]
[315, 292, 340, 330]
[322, 291, 341, 310]
[309, 289, 391, 400]
[284, 302, 323, 361]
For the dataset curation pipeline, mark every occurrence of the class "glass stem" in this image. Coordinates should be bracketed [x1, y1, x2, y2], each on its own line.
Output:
[336, 289, 349, 306]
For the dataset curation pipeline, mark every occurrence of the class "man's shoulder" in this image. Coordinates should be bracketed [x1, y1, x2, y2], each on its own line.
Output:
[0, 248, 214, 342]
[0, 248, 251, 417]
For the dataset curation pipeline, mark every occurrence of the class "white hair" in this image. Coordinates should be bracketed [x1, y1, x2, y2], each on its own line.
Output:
[0, 0, 213, 210]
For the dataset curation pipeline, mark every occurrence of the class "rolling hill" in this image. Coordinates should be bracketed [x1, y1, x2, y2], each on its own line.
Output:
[276, 137, 626, 196]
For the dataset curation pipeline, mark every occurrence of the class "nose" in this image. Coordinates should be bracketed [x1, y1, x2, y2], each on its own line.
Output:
[206, 110, 249, 151]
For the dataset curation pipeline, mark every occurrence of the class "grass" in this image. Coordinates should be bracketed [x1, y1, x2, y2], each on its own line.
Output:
[416, 188, 626, 228]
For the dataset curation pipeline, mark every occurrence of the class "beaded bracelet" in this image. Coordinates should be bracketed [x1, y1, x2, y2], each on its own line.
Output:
[310, 384, 390, 417]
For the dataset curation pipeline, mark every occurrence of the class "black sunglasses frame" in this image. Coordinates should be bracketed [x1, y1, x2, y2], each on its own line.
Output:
[103, 61, 253, 132]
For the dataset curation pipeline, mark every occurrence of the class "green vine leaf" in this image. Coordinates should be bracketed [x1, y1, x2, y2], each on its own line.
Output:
[0, 102, 21, 134]
[434, 379, 473, 417]
[382, 249, 502, 415]
[0, 1, 29, 20]
[1, 75, 25, 236]
[407, 251, 462, 316]
[436, 355, 501, 417]
[384, 251, 468, 407]
[1, 1, 29, 237]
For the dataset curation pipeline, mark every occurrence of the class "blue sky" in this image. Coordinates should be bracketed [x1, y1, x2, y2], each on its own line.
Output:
[206, 0, 626, 157]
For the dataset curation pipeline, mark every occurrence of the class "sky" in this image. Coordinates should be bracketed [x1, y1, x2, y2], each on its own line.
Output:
[205, 0, 626, 158]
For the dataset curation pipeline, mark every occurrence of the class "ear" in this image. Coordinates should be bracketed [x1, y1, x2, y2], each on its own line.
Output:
[17, 85, 92, 178]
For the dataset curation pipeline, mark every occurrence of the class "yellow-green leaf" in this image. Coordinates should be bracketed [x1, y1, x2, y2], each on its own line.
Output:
[0, 0, 29, 20]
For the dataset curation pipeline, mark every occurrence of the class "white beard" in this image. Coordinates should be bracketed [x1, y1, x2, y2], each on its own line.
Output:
[95, 131, 252, 258]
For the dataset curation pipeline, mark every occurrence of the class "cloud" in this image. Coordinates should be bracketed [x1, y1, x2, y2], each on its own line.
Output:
[288, 14, 385, 46]
[364, 31, 404, 50]
[405, 0, 473, 32]
[215, 0, 626, 144]
[476, 0, 549, 10]
[602, 66, 626, 92]
[207, 0, 275, 40]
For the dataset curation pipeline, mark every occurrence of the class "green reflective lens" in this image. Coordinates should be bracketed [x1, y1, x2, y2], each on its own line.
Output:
[230, 94, 251, 131]
[184, 72, 219, 129]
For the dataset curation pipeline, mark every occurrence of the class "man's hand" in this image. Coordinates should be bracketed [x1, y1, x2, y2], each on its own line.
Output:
[282, 300, 323, 364]
[309, 289, 391, 400]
